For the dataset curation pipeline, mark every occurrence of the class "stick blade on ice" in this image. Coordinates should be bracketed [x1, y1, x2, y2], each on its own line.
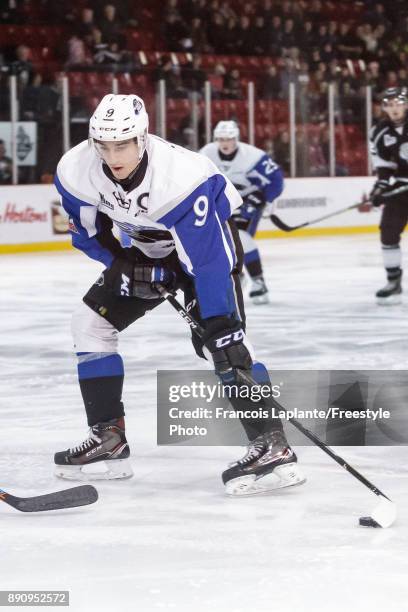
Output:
[0, 485, 98, 512]
[370, 496, 397, 528]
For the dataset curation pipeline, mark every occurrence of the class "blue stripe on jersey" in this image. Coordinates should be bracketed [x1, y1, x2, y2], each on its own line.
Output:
[170, 179, 236, 318]
[77, 352, 124, 380]
[55, 175, 114, 267]
[248, 155, 284, 203]
[157, 174, 231, 228]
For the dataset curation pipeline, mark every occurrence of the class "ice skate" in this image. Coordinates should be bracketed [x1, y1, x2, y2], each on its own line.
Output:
[376, 276, 402, 305]
[223, 429, 305, 496]
[54, 417, 133, 481]
[249, 276, 269, 305]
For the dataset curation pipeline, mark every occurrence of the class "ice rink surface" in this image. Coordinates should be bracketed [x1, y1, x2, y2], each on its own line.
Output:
[1, 234, 407, 612]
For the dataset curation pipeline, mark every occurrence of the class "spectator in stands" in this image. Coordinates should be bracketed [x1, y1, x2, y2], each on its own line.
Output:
[269, 15, 284, 56]
[183, 56, 207, 93]
[365, 60, 382, 94]
[261, 65, 283, 99]
[321, 42, 336, 64]
[99, 4, 124, 44]
[260, 0, 274, 26]
[21, 73, 59, 121]
[218, 1, 238, 21]
[337, 23, 363, 59]
[153, 56, 187, 98]
[9, 44, 33, 88]
[77, 7, 96, 39]
[300, 21, 316, 56]
[1, 0, 18, 23]
[206, 12, 226, 54]
[66, 35, 90, 69]
[274, 130, 290, 175]
[236, 15, 254, 56]
[0, 138, 12, 183]
[172, 111, 205, 148]
[209, 62, 226, 98]
[190, 17, 209, 53]
[280, 57, 299, 98]
[281, 18, 297, 51]
[165, 0, 182, 20]
[253, 16, 269, 56]
[365, 2, 391, 30]
[163, 11, 190, 51]
[384, 70, 399, 89]
[186, 0, 208, 21]
[223, 16, 239, 55]
[316, 24, 330, 47]
[327, 21, 339, 46]
[222, 68, 243, 99]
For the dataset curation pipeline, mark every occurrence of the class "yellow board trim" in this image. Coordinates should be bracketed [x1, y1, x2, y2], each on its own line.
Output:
[256, 225, 379, 239]
[0, 241, 73, 254]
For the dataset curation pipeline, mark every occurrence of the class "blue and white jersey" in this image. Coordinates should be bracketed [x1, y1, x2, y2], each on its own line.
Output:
[199, 141, 284, 231]
[55, 135, 242, 319]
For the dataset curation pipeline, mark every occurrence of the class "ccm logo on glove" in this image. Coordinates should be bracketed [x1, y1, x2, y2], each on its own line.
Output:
[120, 273, 130, 296]
[215, 330, 245, 348]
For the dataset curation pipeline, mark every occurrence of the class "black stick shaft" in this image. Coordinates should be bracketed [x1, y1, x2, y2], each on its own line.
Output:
[160, 288, 391, 501]
[272, 202, 361, 232]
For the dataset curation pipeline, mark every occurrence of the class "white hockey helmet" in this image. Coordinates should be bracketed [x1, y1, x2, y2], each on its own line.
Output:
[89, 94, 149, 160]
[213, 120, 240, 141]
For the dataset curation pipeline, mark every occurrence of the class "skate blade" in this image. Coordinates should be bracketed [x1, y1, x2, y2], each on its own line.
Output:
[251, 294, 269, 305]
[376, 295, 402, 305]
[54, 459, 134, 481]
[225, 463, 306, 496]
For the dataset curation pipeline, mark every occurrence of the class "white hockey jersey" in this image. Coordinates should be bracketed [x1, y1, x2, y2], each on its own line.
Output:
[199, 141, 282, 202]
[55, 135, 243, 318]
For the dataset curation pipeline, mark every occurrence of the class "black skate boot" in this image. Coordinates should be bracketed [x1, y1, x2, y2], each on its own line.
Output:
[54, 417, 133, 481]
[222, 429, 305, 496]
[376, 272, 402, 305]
[249, 275, 269, 305]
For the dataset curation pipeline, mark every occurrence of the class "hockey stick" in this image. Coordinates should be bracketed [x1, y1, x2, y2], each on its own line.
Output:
[271, 183, 408, 233]
[0, 484, 98, 512]
[159, 287, 396, 528]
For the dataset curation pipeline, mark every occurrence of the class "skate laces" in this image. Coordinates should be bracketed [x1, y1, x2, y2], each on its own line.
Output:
[236, 439, 265, 466]
[69, 428, 102, 454]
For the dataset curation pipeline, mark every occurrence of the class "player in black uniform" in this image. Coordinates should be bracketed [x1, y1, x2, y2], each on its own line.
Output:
[369, 87, 408, 304]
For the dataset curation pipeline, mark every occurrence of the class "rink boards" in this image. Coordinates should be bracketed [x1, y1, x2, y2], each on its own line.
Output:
[0, 176, 379, 253]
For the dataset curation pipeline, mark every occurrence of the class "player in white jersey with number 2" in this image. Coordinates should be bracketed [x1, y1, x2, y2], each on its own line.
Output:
[200, 121, 284, 304]
[53, 94, 304, 496]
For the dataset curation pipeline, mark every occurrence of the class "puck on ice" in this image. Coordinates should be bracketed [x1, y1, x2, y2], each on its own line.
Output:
[359, 516, 381, 528]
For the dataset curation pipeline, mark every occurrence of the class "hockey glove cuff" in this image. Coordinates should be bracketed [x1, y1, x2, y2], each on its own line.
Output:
[370, 180, 392, 207]
[108, 259, 176, 299]
[202, 317, 253, 382]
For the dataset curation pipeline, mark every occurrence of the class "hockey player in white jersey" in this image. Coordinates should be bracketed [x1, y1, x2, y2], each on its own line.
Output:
[53, 94, 304, 495]
[200, 121, 284, 304]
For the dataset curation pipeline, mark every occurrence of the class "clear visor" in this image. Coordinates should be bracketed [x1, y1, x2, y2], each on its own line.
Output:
[382, 97, 408, 107]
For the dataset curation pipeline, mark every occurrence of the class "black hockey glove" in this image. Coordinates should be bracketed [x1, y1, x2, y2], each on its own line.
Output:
[108, 259, 176, 299]
[202, 316, 253, 384]
[370, 180, 392, 207]
[243, 191, 265, 208]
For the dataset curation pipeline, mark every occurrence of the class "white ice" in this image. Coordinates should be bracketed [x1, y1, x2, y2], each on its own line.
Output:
[0, 234, 407, 612]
